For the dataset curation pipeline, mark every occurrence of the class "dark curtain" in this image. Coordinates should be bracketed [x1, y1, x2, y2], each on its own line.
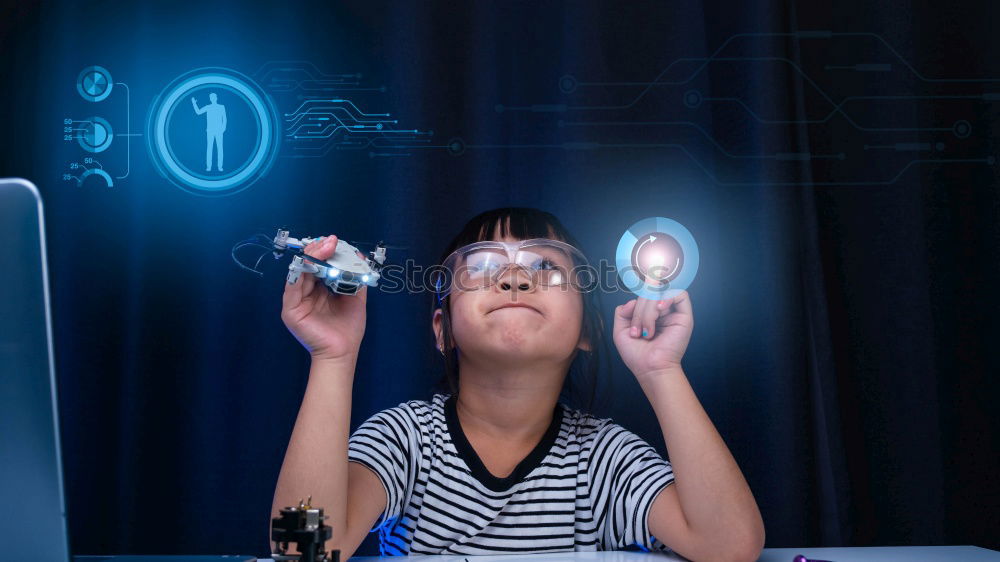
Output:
[1, 0, 996, 557]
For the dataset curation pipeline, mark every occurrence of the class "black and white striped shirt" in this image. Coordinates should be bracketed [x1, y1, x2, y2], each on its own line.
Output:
[347, 393, 676, 555]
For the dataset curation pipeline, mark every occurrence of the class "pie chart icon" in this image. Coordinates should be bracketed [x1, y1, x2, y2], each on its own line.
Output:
[77, 116, 114, 153]
[77, 66, 113, 102]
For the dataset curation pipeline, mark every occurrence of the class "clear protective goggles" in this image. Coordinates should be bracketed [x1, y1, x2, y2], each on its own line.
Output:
[431, 238, 594, 301]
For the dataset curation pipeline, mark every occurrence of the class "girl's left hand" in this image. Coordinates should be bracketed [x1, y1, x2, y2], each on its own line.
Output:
[612, 291, 694, 380]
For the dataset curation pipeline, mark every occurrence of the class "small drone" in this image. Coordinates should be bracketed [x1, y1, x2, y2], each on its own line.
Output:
[232, 228, 389, 296]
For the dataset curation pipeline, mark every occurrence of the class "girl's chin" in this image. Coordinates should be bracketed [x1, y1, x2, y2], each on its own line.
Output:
[476, 335, 573, 360]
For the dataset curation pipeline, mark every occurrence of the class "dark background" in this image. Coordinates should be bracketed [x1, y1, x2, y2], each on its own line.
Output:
[1, 0, 998, 557]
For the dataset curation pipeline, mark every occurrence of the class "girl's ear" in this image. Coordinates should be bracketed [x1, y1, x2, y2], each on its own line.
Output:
[577, 316, 592, 351]
[432, 308, 445, 350]
[577, 310, 602, 352]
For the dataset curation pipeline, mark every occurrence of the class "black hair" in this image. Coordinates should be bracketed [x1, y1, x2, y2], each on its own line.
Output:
[430, 207, 610, 413]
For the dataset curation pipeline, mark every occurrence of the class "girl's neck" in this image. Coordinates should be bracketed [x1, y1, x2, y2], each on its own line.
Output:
[453, 355, 568, 442]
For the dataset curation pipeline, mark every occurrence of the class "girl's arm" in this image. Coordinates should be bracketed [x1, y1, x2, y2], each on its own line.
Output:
[614, 293, 765, 562]
[270, 234, 385, 558]
[270, 355, 387, 559]
[640, 365, 764, 562]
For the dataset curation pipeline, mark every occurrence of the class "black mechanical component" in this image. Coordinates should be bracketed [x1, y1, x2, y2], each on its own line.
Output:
[271, 497, 339, 562]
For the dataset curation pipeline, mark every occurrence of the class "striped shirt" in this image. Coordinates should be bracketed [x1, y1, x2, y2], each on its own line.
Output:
[347, 393, 676, 555]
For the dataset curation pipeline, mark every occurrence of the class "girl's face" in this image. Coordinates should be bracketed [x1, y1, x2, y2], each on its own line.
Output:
[433, 234, 590, 368]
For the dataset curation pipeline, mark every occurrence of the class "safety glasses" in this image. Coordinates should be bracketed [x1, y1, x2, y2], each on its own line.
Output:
[431, 238, 593, 301]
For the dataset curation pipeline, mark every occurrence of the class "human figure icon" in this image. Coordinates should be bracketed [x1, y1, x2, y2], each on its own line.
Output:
[191, 93, 227, 172]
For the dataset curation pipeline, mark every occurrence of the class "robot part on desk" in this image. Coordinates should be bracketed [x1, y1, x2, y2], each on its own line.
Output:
[272, 496, 340, 562]
[232, 228, 389, 296]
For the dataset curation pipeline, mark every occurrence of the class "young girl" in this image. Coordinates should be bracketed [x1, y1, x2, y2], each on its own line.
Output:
[272, 208, 764, 561]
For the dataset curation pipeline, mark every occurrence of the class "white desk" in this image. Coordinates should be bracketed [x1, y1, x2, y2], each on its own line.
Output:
[757, 546, 1000, 561]
[340, 546, 1000, 561]
[348, 553, 683, 562]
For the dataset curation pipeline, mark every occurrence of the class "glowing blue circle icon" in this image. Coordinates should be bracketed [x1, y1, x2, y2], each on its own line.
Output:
[616, 217, 699, 300]
[147, 67, 280, 197]
[77, 66, 113, 102]
[78, 117, 114, 153]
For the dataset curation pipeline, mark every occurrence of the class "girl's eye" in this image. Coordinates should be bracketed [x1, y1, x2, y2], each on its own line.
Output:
[465, 253, 506, 273]
[529, 258, 558, 271]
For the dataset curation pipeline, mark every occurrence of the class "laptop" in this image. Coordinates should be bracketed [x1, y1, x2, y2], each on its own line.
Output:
[0, 178, 255, 562]
[0, 177, 70, 561]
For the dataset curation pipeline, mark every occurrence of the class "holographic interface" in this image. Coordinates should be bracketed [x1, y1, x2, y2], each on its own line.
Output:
[146, 67, 280, 197]
[616, 217, 700, 300]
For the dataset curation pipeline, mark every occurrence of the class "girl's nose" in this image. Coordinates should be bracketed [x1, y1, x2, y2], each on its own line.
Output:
[497, 265, 534, 292]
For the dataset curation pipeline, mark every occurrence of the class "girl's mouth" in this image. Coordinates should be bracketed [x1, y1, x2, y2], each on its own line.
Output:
[490, 303, 542, 315]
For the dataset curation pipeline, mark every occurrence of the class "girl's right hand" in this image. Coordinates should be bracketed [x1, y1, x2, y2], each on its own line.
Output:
[281, 234, 368, 362]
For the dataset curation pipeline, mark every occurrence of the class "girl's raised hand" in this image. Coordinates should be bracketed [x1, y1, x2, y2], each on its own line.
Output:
[612, 291, 694, 380]
[280, 234, 368, 362]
